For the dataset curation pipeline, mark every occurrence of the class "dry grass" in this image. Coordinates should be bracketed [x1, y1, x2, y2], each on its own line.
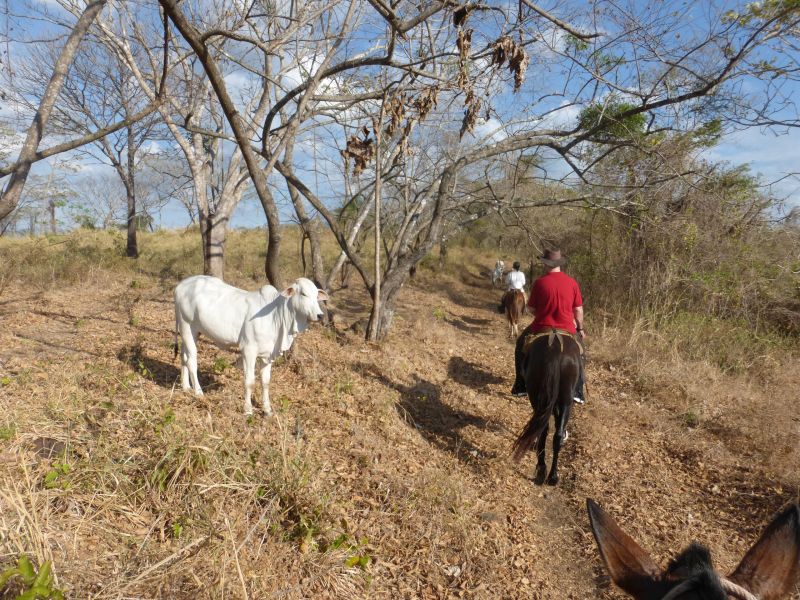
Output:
[0, 230, 798, 599]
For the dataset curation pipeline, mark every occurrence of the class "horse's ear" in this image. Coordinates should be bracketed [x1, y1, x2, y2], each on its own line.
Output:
[729, 503, 800, 600]
[587, 499, 661, 598]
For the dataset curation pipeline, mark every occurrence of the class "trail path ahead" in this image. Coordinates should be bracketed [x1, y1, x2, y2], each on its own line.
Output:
[0, 261, 797, 599]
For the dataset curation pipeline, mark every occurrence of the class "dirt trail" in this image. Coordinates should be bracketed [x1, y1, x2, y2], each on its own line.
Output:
[0, 262, 798, 599]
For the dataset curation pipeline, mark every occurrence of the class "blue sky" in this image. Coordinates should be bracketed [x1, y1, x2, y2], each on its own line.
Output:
[2, 0, 800, 231]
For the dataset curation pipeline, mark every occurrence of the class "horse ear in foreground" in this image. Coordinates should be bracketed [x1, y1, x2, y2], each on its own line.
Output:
[587, 498, 800, 600]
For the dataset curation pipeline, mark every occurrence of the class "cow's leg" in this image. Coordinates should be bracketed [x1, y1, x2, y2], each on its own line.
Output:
[260, 362, 273, 417]
[179, 323, 203, 396]
[242, 349, 257, 416]
[180, 345, 190, 391]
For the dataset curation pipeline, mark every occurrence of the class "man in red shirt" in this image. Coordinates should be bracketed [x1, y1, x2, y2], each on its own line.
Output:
[511, 249, 586, 402]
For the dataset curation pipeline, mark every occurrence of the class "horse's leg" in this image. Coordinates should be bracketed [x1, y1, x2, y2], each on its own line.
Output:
[547, 386, 573, 486]
[533, 420, 549, 485]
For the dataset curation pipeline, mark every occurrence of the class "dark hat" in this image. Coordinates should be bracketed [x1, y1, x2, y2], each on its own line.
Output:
[540, 249, 567, 267]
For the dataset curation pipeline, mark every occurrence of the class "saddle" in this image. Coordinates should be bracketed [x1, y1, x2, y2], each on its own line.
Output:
[522, 328, 584, 356]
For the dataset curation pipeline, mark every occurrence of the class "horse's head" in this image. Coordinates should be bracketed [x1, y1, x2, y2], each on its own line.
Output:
[588, 499, 800, 600]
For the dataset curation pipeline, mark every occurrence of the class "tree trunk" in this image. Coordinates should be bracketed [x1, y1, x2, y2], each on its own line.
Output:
[366, 166, 457, 341]
[0, 0, 107, 221]
[365, 268, 405, 342]
[126, 179, 138, 257]
[438, 235, 448, 269]
[367, 113, 384, 342]
[287, 183, 325, 287]
[48, 198, 57, 234]
[200, 212, 227, 279]
[160, 0, 283, 288]
[125, 125, 138, 258]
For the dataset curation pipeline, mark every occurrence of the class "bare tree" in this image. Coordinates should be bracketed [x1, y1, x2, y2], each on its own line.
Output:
[0, 0, 107, 222]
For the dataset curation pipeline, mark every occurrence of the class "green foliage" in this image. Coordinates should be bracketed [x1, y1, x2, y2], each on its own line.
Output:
[0, 424, 16, 441]
[212, 357, 232, 374]
[691, 120, 723, 147]
[43, 462, 71, 490]
[0, 376, 10, 386]
[170, 520, 185, 539]
[327, 533, 372, 570]
[432, 307, 447, 320]
[334, 375, 355, 397]
[149, 444, 208, 492]
[565, 34, 589, 53]
[0, 555, 64, 600]
[578, 99, 646, 140]
[682, 411, 699, 428]
[723, 0, 800, 25]
[154, 408, 175, 434]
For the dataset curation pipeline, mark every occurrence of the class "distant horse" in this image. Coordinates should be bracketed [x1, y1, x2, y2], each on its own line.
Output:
[491, 260, 504, 288]
[511, 331, 581, 485]
[502, 289, 525, 337]
[588, 498, 800, 600]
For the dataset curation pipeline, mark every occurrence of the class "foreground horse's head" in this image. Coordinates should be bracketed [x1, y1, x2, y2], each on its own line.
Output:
[588, 499, 800, 600]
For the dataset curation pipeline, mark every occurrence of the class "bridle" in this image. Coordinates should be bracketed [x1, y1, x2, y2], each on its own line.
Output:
[661, 576, 759, 600]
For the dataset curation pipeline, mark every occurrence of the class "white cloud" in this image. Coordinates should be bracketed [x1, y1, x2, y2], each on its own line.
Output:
[705, 127, 800, 203]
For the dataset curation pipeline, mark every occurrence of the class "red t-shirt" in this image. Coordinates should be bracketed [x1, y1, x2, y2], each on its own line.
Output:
[527, 271, 583, 334]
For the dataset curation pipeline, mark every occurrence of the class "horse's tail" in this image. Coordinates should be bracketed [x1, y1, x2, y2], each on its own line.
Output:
[512, 346, 561, 461]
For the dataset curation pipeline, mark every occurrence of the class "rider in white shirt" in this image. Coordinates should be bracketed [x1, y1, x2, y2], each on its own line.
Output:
[499, 261, 526, 313]
[506, 261, 526, 291]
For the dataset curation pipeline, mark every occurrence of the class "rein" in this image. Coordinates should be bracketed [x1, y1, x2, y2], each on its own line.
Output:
[660, 577, 759, 600]
[522, 329, 584, 355]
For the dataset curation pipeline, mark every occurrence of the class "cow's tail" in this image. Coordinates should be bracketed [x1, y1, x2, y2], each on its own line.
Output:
[512, 347, 561, 461]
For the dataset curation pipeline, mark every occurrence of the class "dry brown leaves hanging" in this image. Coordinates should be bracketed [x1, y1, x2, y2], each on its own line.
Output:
[491, 35, 530, 92]
[385, 94, 407, 138]
[452, 4, 476, 28]
[413, 86, 439, 120]
[340, 126, 375, 176]
[460, 88, 482, 138]
[457, 28, 473, 91]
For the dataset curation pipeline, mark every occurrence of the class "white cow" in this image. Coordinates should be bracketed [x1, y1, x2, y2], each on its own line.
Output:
[491, 260, 505, 288]
[173, 276, 328, 416]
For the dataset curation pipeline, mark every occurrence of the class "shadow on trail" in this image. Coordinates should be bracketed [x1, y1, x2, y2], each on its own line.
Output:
[447, 356, 504, 390]
[444, 316, 485, 334]
[12, 332, 103, 358]
[445, 287, 497, 312]
[116, 344, 222, 392]
[357, 363, 497, 468]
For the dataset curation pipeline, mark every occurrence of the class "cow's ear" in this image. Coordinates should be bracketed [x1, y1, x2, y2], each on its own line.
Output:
[729, 504, 800, 600]
[587, 499, 661, 598]
[317, 289, 329, 302]
[281, 286, 296, 298]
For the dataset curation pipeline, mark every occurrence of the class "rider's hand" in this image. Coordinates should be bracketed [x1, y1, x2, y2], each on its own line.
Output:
[577, 328, 586, 340]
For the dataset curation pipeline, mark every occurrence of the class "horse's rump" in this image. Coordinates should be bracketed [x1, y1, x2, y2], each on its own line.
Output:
[512, 334, 581, 462]
[503, 289, 525, 323]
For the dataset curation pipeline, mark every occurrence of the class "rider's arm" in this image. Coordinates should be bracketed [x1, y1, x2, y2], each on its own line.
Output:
[574, 306, 585, 337]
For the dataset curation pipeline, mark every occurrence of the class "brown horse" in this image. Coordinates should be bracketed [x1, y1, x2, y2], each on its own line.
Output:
[511, 331, 581, 485]
[588, 499, 800, 600]
[502, 289, 525, 338]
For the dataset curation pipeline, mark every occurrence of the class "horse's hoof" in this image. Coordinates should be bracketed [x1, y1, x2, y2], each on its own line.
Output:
[546, 474, 559, 486]
[534, 468, 546, 485]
